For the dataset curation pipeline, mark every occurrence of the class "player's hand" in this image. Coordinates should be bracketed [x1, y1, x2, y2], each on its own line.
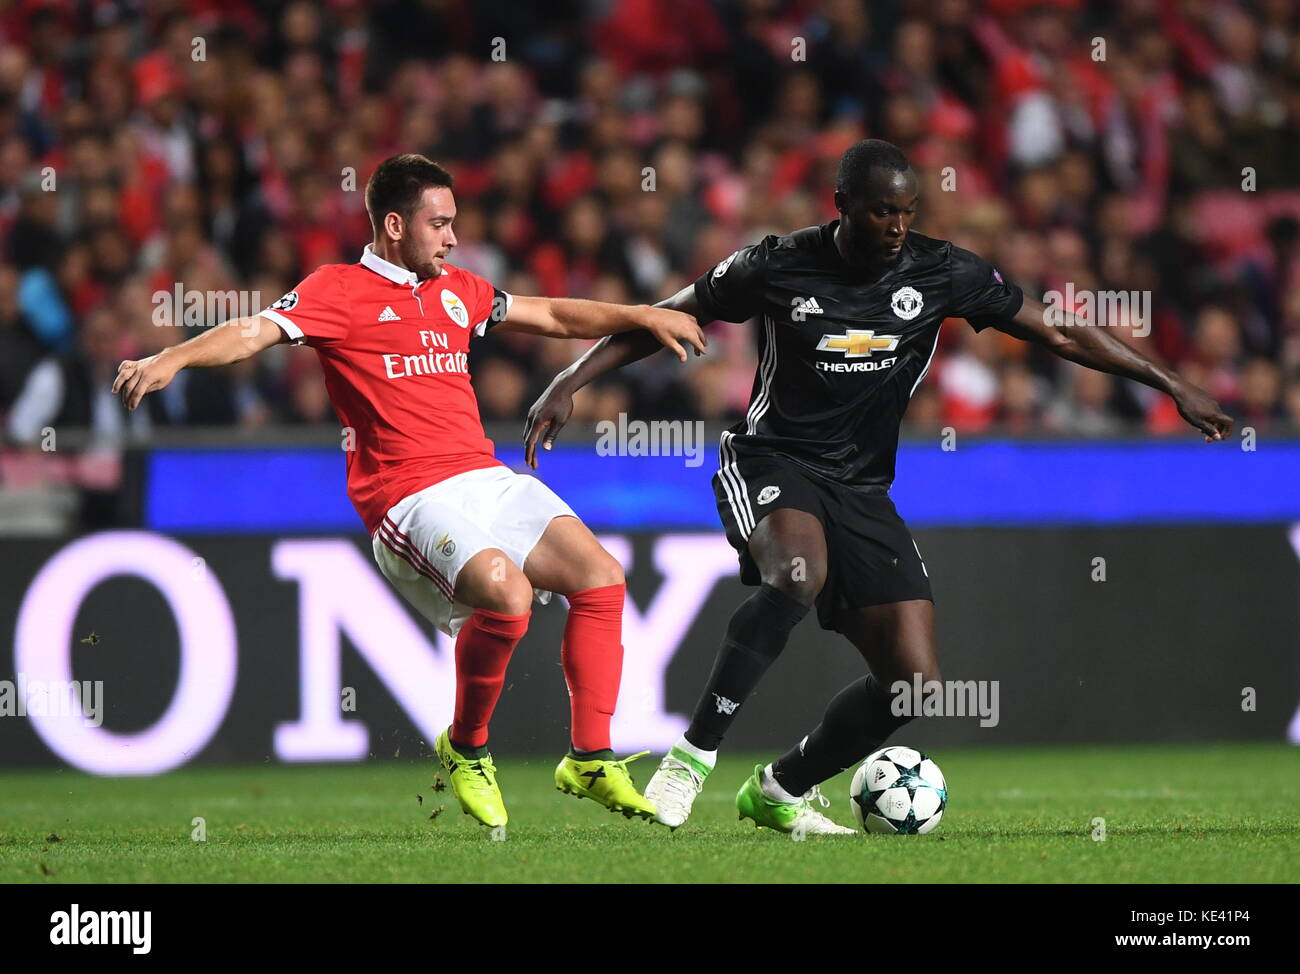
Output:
[113, 352, 180, 411]
[524, 380, 575, 469]
[1171, 380, 1233, 442]
[640, 306, 707, 363]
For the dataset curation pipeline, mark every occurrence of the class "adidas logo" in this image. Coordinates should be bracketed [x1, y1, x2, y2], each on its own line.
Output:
[793, 297, 824, 318]
[377, 306, 401, 322]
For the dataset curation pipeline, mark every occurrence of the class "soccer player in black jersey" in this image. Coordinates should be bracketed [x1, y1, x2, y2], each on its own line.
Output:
[524, 139, 1233, 834]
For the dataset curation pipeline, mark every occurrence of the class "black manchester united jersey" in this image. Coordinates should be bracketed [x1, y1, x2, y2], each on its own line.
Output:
[693, 221, 1023, 490]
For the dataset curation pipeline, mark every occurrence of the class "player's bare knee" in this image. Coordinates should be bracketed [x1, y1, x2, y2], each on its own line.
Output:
[877, 661, 942, 690]
[760, 562, 825, 606]
[753, 533, 825, 602]
[906, 655, 942, 687]
[462, 559, 533, 611]
[583, 553, 625, 591]
[486, 577, 534, 616]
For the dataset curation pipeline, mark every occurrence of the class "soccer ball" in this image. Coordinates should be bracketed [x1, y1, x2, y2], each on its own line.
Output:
[850, 746, 947, 834]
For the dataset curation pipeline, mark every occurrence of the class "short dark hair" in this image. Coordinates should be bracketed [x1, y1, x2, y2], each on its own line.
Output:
[365, 154, 454, 234]
[836, 139, 912, 199]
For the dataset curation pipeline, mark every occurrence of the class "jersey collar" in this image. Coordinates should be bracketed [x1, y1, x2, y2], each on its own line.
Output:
[360, 244, 419, 286]
[824, 220, 913, 281]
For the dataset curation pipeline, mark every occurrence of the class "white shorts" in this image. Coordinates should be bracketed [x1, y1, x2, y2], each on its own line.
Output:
[372, 465, 577, 636]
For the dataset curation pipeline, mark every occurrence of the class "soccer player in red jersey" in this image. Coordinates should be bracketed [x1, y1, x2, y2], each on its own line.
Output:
[113, 154, 706, 829]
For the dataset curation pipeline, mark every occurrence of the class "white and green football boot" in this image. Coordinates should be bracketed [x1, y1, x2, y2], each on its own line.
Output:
[735, 764, 856, 835]
[644, 745, 713, 828]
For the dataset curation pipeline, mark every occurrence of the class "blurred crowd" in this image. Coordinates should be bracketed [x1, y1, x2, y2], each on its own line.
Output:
[2, 0, 1299, 452]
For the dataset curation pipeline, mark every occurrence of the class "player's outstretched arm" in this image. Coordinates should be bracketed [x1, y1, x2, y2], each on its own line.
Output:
[995, 297, 1233, 442]
[112, 315, 285, 411]
[523, 286, 707, 467]
[497, 294, 705, 359]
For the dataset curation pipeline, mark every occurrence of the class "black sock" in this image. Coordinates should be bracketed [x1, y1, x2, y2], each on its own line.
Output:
[450, 737, 489, 760]
[569, 746, 615, 761]
[684, 584, 809, 751]
[771, 675, 915, 797]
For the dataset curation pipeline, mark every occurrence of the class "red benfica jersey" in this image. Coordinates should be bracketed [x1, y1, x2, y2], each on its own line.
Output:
[259, 245, 510, 533]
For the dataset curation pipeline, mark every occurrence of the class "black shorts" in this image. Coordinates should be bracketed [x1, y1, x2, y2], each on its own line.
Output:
[712, 452, 933, 633]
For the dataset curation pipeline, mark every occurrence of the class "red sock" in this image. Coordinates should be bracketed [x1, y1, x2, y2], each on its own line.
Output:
[561, 584, 626, 752]
[451, 608, 530, 749]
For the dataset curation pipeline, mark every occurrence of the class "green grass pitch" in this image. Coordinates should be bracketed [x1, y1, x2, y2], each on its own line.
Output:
[1, 742, 1296, 883]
